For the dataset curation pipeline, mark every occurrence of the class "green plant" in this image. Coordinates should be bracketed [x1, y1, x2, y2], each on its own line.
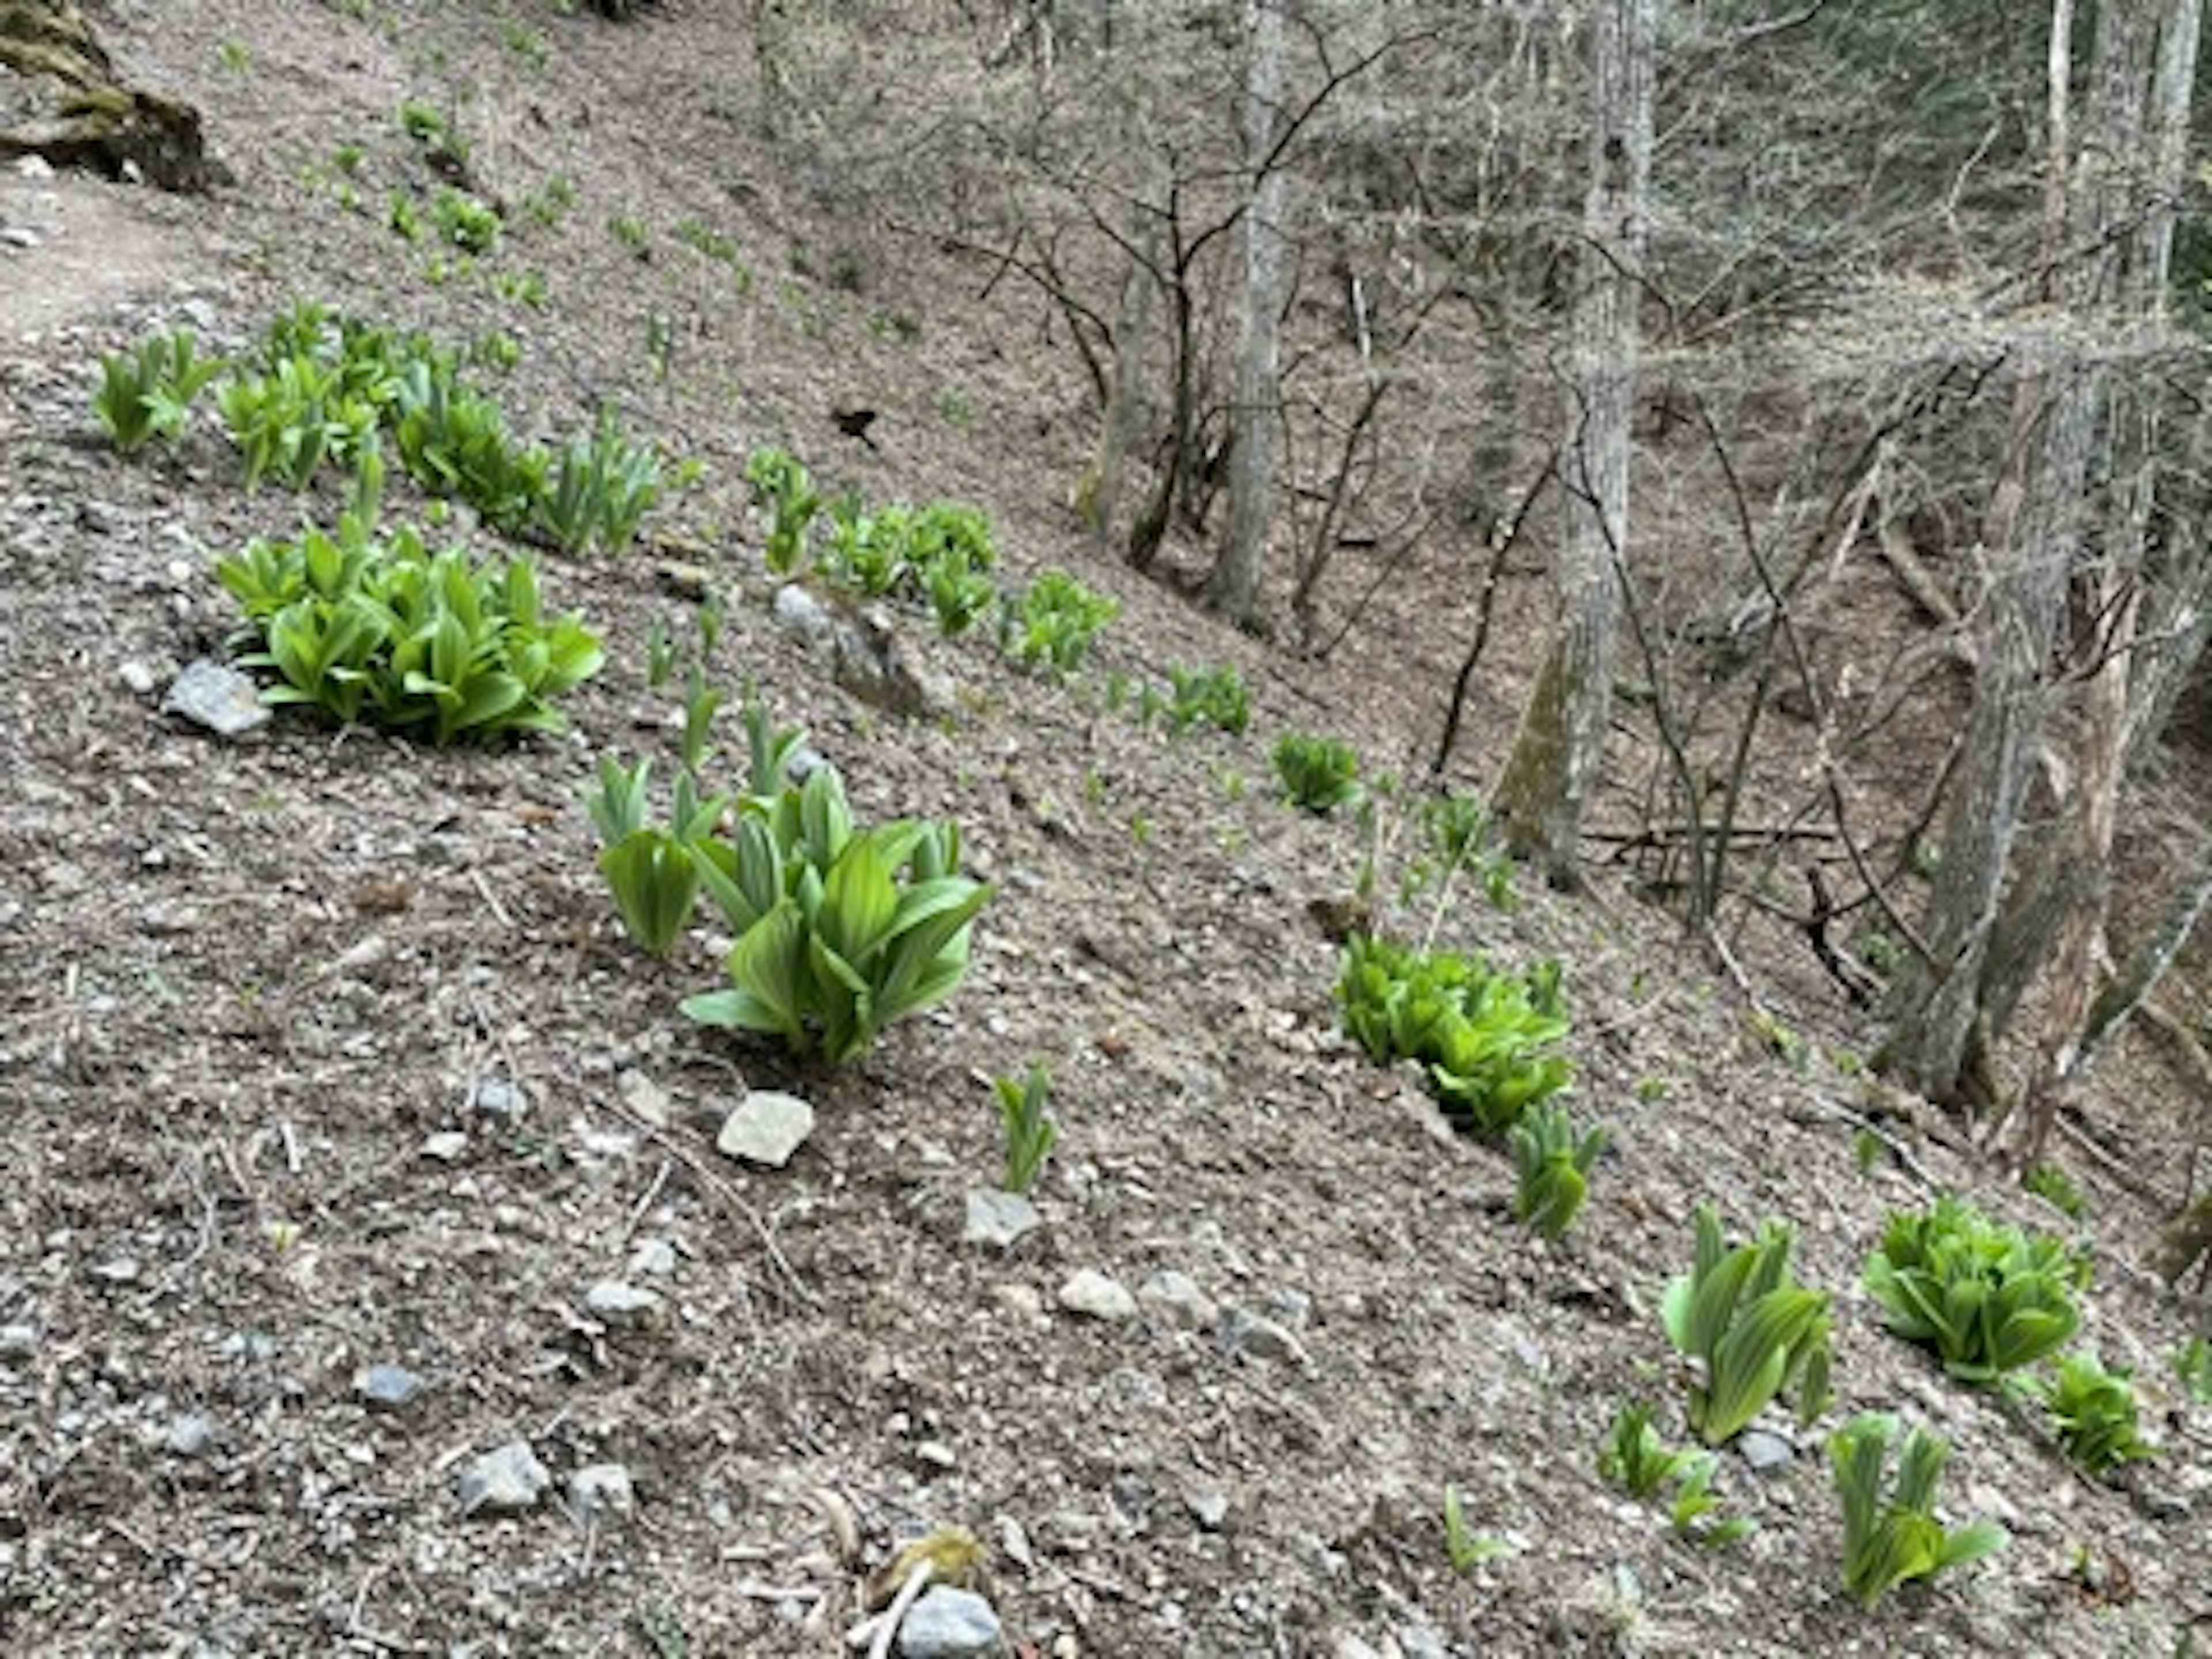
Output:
[2175, 1334, 2212, 1402]
[2023, 1161, 2087, 1220]
[500, 20, 549, 69]
[495, 268, 550, 308]
[585, 757, 721, 956]
[218, 39, 251, 71]
[1853, 1127, 1887, 1175]
[674, 216, 743, 264]
[1862, 1194, 2087, 1384]
[218, 353, 379, 491]
[1440, 1487, 1514, 1573]
[389, 354, 547, 533]
[1508, 1101, 1606, 1241]
[907, 502, 998, 635]
[215, 517, 603, 743]
[537, 408, 662, 555]
[1598, 1400, 1695, 1501]
[388, 188, 423, 243]
[1660, 1204, 1833, 1446]
[645, 617, 678, 690]
[744, 445, 821, 576]
[609, 214, 650, 256]
[2040, 1350, 2156, 1474]
[1828, 1414, 2007, 1609]
[92, 328, 224, 453]
[1665, 1452, 1755, 1547]
[524, 172, 576, 227]
[397, 99, 466, 169]
[821, 495, 914, 596]
[431, 187, 501, 254]
[1003, 568, 1119, 675]
[1271, 732, 1362, 814]
[680, 763, 991, 1065]
[1164, 664, 1249, 734]
[991, 1063, 1058, 1195]
[1422, 788, 1516, 910]
[1335, 935, 1571, 1135]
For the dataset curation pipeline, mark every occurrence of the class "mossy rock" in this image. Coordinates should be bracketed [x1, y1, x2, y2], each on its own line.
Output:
[0, 0, 214, 191]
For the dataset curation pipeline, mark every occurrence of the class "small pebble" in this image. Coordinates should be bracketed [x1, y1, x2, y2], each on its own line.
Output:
[165, 1412, 213, 1457]
[1057, 1269, 1138, 1323]
[457, 1440, 551, 1516]
[356, 1363, 423, 1411]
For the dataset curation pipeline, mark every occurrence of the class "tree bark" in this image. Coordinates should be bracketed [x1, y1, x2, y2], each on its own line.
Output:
[1205, 0, 1289, 627]
[1493, 0, 1654, 887]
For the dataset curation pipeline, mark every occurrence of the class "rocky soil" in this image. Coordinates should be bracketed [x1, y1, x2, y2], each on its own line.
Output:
[2, 5, 2210, 1656]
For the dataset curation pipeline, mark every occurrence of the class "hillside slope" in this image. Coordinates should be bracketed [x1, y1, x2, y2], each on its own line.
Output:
[1, 5, 2207, 1655]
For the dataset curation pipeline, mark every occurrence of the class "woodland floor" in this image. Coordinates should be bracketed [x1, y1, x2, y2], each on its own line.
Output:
[2, 5, 2211, 1657]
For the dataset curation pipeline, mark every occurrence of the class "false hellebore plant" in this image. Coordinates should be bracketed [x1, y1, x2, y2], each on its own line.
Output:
[1661, 1204, 1833, 1446]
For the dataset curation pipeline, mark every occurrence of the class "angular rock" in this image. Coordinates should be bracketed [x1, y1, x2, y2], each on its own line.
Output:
[470, 1077, 528, 1120]
[161, 659, 268, 736]
[716, 1090, 815, 1167]
[1222, 1306, 1310, 1366]
[771, 582, 834, 646]
[1057, 1268, 1137, 1323]
[962, 1188, 1041, 1251]
[165, 1412, 213, 1456]
[897, 1586, 1003, 1659]
[419, 1131, 469, 1162]
[1737, 1429, 1794, 1473]
[584, 1280, 664, 1328]
[356, 1363, 423, 1411]
[457, 1440, 551, 1516]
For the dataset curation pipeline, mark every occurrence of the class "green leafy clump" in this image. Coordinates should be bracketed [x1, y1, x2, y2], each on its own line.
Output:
[1828, 1413, 2007, 1609]
[2022, 1160, 2086, 1219]
[1600, 1402, 1754, 1547]
[389, 353, 549, 533]
[1660, 1204, 1832, 1446]
[92, 327, 225, 453]
[1440, 1487, 1514, 1573]
[680, 752, 991, 1066]
[431, 186, 502, 254]
[991, 1063, 1058, 1195]
[1336, 934, 1571, 1135]
[2039, 1350, 2156, 1475]
[1164, 663, 1249, 734]
[218, 352, 382, 491]
[538, 407, 662, 555]
[1507, 1101, 1606, 1241]
[1862, 1194, 2087, 1383]
[2175, 1334, 2212, 1402]
[1004, 567, 1119, 675]
[1271, 732, 1362, 814]
[821, 495, 914, 596]
[216, 517, 603, 743]
[397, 98, 467, 170]
[745, 445, 821, 575]
[907, 501, 998, 635]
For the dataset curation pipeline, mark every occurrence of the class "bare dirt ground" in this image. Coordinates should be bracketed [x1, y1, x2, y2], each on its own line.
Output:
[3, 6, 2211, 1656]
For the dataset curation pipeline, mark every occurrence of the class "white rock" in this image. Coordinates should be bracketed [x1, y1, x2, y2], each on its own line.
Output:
[897, 1586, 1003, 1659]
[618, 1068, 673, 1127]
[717, 1090, 816, 1166]
[570, 1462, 636, 1520]
[1222, 1306, 1310, 1366]
[457, 1440, 550, 1515]
[420, 1132, 469, 1162]
[1057, 1268, 1138, 1323]
[962, 1188, 1041, 1250]
[585, 1281, 664, 1327]
[1138, 1270, 1219, 1331]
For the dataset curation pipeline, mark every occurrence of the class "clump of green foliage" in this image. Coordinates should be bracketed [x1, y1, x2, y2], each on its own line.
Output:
[396, 98, 467, 172]
[92, 327, 225, 453]
[1440, 1487, 1514, 1573]
[1003, 567, 1119, 675]
[1421, 787, 1516, 911]
[906, 501, 998, 635]
[745, 445, 821, 576]
[1661, 1204, 1832, 1446]
[821, 495, 914, 596]
[1507, 1101, 1606, 1241]
[2175, 1334, 2212, 1403]
[2037, 1350, 2156, 1475]
[1598, 1401, 1755, 1547]
[539, 407, 662, 555]
[1164, 663, 1249, 734]
[1828, 1413, 2007, 1609]
[991, 1063, 1058, 1195]
[216, 517, 602, 743]
[431, 186, 501, 254]
[1862, 1194, 2086, 1384]
[1272, 732, 1362, 814]
[1335, 935, 1570, 1134]
[2022, 1160, 2087, 1219]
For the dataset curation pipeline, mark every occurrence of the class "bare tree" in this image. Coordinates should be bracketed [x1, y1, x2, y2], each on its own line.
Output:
[1491, 0, 1657, 887]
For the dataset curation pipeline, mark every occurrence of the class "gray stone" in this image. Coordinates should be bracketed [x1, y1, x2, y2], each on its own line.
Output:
[1056, 1268, 1138, 1323]
[627, 1237, 678, 1277]
[771, 582, 834, 645]
[420, 1131, 469, 1162]
[585, 1281, 664, 1328]
[1222, 1306, 1311, 1366]
[1185, 1483, 1230, 1531]
[617, 1069, 673, 1128]
[161, 659, 268, 736]
[165, 1412, 213, 1456]
[569, 1462, 636, 1520]
[1737, 1429, 1794, 1473]
[0, 225, 39, 249]
[470, 1078, 528, 1119]
[0, 1324, 35, 1358]
[357, 1363, 423, 1411]
[897, 1586, 1003, 1659]
[118, 659, 157, 695]
[457, 1440, 551, 1516]
[1138, 1270, 1219, 1331]
[716, 1090, 815, 1166]
[962, 1188, 1041, 1250]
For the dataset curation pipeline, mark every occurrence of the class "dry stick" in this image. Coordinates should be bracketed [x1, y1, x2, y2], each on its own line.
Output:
[599, 1090, 816, 1308]
[864, 1560, 935, 1659]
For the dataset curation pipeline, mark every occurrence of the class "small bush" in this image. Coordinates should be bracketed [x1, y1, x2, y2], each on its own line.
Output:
[1862, 1194, 2086, 1384]
[1661, 1204, 1832, 1446]
[1336, 935, 1570, 1134]
[1272, 732, 1362, 814]
[93, 327, 224, 453]
[1508, 1101, 1605, 1240]
[1004, 568, 1119, 675]
[1165, 664, 1249, 734]
[216, 518, 602, 743]
[2040, 1351, 2156, 1475]
[1828, 1414, 2006, 1609]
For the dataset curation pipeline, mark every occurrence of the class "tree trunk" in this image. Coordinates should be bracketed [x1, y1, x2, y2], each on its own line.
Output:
[1493, 0, 1653, 887]
[1205, 0, 1288, 627]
